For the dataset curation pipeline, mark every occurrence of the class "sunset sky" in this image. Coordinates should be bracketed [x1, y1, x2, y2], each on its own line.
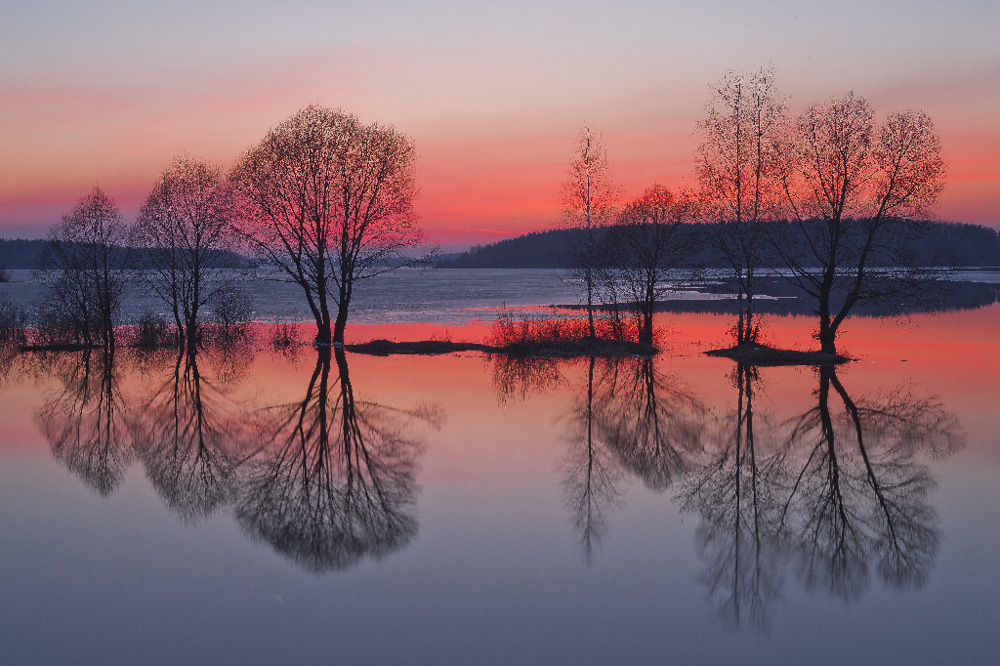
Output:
[2, 0, 997, 249]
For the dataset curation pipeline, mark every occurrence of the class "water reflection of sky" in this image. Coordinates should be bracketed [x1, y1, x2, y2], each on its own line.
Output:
[0, 306, 997, 664]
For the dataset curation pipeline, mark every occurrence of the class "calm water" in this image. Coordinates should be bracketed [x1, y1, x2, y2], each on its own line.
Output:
[0, 271, 998, 664]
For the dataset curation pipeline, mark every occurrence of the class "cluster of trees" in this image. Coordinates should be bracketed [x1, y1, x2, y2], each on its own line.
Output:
[38, 105, 424, 351]
[28, 67, 953, 355]
[560, 66, 948, 353]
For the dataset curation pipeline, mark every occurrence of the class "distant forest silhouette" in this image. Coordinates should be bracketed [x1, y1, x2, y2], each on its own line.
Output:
[0, 238, 249, 271]
[436, 221, 1000, 269]
[2, 220, 997, 272]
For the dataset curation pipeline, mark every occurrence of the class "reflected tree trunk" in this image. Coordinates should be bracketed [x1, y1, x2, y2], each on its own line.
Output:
[680, 363, 786, 630]
[563, 356, 621, 563]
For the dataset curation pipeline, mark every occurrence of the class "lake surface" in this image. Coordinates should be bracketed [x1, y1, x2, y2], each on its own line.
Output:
[0, 270, 998, 664]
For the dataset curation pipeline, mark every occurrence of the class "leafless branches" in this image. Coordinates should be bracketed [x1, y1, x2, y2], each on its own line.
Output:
[136, 154, 242, 350]
[612, 185, 698, 345]
[696, 65, 787, 346]
[233, 105, 423, 346]
[40, 187, 130, 348]
[774, 93, 946, 352]
[562, 125, 618, 338]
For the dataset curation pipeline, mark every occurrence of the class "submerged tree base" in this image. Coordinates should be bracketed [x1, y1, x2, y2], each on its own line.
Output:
[705, 343, 849, 366]
[346, 337, 657, 358]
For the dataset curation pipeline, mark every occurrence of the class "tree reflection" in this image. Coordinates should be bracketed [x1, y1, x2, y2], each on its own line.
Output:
[35, 350, 133, 496]
[681, 363, 963, 629]
[491, 353, 707, 563]
[236, 349, 437, 573]
[779, 366, 962, 600]
[597, 358, 705, 492]
[562, 357, 623, 563]
[131, 350, 248, 524]
[681, 364, 786, 630]
[489, 353, 562, 405]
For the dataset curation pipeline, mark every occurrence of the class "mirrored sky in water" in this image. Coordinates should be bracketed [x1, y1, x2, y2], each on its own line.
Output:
[2, 1, 998, 244]
[0, 304, 997, 664]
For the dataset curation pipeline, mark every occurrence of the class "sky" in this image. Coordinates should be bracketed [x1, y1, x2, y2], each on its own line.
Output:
[1, 0, 998, 249]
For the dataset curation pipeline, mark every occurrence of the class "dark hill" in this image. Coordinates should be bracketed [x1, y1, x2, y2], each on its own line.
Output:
[436, 221, 1000, 269]
[0, 238, 252, 270]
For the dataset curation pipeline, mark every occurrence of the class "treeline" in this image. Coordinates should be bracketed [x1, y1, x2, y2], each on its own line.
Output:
[0, 238, 251, 271]
[436, 221, 1000, 269]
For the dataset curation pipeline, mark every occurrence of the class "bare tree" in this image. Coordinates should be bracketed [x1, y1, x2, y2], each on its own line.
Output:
[774, 93, 946, 354]
[696, 66, 786, 346]
[233, 105, 423, 346]
[562, 125, 617, 338]
[136, 155, 242, 351]
[40, 187, 130, 348]
[613, 184, 697, 345]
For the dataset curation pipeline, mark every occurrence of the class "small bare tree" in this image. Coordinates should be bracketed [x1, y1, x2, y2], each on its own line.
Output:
[135, 155, 241, 350]
[774, 93, 945, 353]
[613, 184, 697, 346]
[562, 125, 617, 338]
[233, 105, 423, 346]
[696, 65, 786, 346]
[41, 186, 130, 348]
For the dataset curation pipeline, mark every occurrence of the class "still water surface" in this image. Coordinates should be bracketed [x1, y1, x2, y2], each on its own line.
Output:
[0, 271, 997, 664]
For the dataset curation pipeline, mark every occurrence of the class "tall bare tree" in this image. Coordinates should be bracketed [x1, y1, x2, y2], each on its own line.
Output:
[41, 187, 130, 348]
[613, 184, 697, 345]
[774, 94, 945, 353]
[562, 125, 617, 338]
[136, 155, 241, 350]
[233, 105, 423, 346]
[696, 66, 786, 346]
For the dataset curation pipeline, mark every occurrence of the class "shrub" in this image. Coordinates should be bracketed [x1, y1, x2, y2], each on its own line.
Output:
[134, 311, 175, 349]
[490, 307, 640, 348]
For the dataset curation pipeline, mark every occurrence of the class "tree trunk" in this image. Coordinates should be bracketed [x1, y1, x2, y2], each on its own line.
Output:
[818, 318, 838, 355]
[639, 318, 653, 346]
[817, 293, 837, 354]
[315, 319, 333, 347]
[585, 266, 596, 339]
[333, 302, 349, 346]
[185, 322, 199, 351]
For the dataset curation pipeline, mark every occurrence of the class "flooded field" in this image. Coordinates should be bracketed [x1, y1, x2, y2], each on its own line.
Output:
[0, 271, 997, 664]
